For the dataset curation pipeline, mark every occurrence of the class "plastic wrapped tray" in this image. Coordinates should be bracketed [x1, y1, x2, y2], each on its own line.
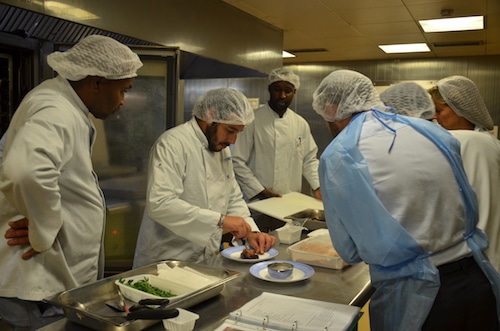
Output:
[288, 234, 348, 270]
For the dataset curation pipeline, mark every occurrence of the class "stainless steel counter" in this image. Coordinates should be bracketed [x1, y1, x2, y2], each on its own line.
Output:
[40, 242, 373, 331]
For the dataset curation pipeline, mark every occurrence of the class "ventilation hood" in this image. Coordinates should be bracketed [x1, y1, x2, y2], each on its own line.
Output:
[0, 3, 266, 79]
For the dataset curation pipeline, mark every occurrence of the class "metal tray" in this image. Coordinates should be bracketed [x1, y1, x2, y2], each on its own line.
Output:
[284, 208, 325, 221]
[44, 260, 239, 331]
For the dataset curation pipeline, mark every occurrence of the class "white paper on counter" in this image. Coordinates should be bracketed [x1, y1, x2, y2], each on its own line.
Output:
[247, 192, 323, 222]
[214, 292, 360, 331]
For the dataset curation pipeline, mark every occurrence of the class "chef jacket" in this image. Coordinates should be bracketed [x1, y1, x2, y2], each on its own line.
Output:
[232, 103, 320, 200]
[319, 109, 500, 330]
[450, 130, 500, 271]
[0, 75, 105, 301]
[133, 117, 259, 267]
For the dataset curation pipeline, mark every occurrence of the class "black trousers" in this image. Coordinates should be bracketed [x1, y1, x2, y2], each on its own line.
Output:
[422, 256, 499, 331]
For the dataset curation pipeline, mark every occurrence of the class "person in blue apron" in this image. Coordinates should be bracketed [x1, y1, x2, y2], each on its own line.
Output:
[312, 69, 500, 331]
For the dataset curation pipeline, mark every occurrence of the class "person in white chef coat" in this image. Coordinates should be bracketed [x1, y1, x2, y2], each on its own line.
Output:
[313, 70, 500, 331]
[232, 67, 320, 201]
[232, 68, 321, 231]
[133, 88, 275, 268]
[0, 35, 143, 330]
[428, 76, 500, 272]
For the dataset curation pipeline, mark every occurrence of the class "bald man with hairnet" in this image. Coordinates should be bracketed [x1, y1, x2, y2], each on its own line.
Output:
[313, 69, 500, 331]
[0, 35, 143, 329]
[133, 88, 275, 268]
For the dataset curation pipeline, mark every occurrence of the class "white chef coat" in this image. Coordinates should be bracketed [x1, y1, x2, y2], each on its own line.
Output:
[0, 76, 105, 301]
[232, 103, 320, 200]
[133, 117, 259, 267]
[451, 130, 500, 271]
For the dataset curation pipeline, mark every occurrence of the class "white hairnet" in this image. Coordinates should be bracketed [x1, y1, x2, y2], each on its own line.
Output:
[192, 88, 255, 126]
[380, 82, 435, 120]
[312, 70, 383, 121]
[47, 35, 143, 81]
[437, 75, 493, 130]
[268, 67, 300, 89]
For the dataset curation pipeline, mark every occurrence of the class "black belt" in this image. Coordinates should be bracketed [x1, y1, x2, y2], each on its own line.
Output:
[438, 256, 477, 275]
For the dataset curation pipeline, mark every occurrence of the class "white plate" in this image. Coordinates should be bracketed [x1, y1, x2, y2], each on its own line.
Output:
[249, 260, 315, 283]
[221, 246, 278, 263]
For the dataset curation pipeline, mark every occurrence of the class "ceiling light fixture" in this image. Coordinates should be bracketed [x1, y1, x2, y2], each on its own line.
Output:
[378, 43, 431, 54]
[282, 50, 296, 58]
[419, 16, 484, 33]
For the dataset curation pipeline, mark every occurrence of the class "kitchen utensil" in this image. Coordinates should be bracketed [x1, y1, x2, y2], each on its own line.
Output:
[267, 262, 294, 279]
[100, 308, 180, 320]
[105, 298, 170, 312]
[284, 208, 325, 222]
[162, 308, 199, 331]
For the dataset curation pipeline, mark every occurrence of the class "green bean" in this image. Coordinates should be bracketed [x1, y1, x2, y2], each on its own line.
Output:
[119, 277, 176, 297]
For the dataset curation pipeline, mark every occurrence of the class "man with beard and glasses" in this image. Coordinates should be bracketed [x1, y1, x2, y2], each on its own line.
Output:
[133, 88, 276, 267]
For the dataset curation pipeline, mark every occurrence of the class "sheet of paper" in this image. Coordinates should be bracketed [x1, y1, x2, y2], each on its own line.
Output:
[214, 292, 360, 331]
[247, 192, 323, 222]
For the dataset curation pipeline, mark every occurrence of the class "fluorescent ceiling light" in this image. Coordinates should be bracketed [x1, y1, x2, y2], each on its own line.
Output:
[419, 16, 484, 33]
[379, 43, 430, 54]
[282, 50, 296, 58]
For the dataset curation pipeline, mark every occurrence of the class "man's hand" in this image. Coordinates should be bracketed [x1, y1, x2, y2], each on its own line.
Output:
[253, 189, 282, 200]
[4, 218, 38, 260]
[314, 187, 322, 200]
[222, 215, 252, 239]
[245, 232, 276, 255]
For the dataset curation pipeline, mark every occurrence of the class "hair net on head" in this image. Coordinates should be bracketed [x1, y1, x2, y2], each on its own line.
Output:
[437, 75, 493, 130]
[268, 67, 300, 89]
[47, 35, 143, 81]
[312, 70, 383, 122]
[192, 88, 255, 126]
[380, 82, 435, 120]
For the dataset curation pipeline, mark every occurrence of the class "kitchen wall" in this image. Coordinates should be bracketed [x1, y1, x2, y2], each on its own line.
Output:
[184, 54, 500, 157]
[0, 0, 282, 74]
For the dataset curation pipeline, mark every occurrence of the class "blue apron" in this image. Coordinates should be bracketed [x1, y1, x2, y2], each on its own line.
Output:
[319, 109, 500, 330]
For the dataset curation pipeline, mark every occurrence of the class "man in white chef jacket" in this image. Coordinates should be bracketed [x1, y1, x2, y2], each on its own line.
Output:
[0, 35, 143, 330]
[133, 88, 275, 268]
[232, 68, 321, 231]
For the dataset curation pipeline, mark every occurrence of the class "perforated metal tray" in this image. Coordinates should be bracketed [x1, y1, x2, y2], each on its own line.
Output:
[44, 260, 239, 331]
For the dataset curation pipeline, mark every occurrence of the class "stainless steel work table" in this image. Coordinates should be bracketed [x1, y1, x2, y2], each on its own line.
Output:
[40, 242, 373, 330]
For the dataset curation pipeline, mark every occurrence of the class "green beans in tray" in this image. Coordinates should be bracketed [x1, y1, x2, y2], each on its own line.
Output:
[118, 277, 176, 298]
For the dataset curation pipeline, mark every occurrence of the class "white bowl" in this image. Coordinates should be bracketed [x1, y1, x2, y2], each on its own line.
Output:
[163, 308, 199, 331]
[275, 225, 303, 244]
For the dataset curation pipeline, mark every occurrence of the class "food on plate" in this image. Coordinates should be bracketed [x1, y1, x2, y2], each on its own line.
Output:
[118, 277, 176, 297]
[240, 248, 258, 259]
